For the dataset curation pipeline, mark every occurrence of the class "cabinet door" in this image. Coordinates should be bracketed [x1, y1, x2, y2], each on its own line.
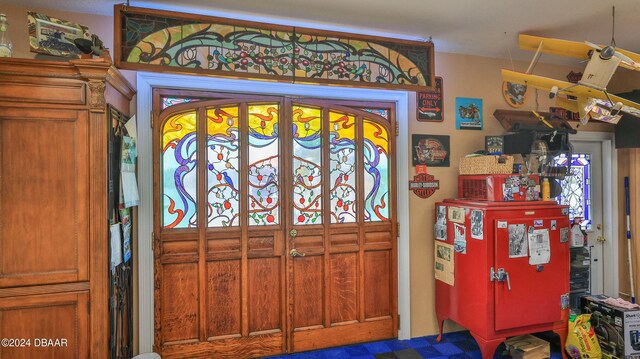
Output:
[0, 291, 89, 359]
[0, 108, 89, 287]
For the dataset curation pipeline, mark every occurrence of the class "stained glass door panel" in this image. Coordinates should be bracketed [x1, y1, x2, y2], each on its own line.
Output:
[207, 106, 240, 227]
[162, 111, 198, 228]
[363, 118, 390, 222]
[292, 105, 322, 225]
[288, 101, 396, 353]
[249, 104, 280, 225]
[329, 111, 356, 223]
[155, 98, 285, 359]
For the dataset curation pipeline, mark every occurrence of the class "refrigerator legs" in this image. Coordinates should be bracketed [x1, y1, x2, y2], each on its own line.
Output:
[469, 332, 504, 359]
[552, 327, 569, 359]
[435, 314, 446, 342]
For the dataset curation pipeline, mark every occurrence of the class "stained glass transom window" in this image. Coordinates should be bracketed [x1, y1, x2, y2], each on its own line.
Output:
[555, 153, 591, 230]
[248, 104, 280, 225]
[330, 111, 356, 223]
[292, 105, 322, 225]
[162, 111, 198, 228]
[207, 107, 240, 227]
[363, 119, 389, 222]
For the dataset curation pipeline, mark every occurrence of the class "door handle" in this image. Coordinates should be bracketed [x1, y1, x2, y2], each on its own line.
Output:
[490, 267, 511, 291]
[290, 229, 298, 238]
[289, 248, 306, 257]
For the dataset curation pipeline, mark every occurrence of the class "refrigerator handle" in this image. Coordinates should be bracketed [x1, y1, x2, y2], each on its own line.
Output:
[490, 267, 512, 291]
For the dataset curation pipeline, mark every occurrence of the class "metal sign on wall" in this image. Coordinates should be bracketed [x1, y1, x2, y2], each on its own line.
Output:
[409, 173, 440, 199]
[114, 5, 435, 91]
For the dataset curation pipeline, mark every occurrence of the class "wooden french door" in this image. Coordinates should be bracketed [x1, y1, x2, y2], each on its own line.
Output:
[153, 93, 397, 359]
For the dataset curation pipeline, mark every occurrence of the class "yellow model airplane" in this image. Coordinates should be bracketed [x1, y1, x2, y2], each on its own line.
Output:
[503, 34, 640, 125]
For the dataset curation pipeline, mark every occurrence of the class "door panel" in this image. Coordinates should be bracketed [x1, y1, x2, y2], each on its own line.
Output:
[161, 262, 199, 343]
[330, 253, 358, 324]
[156, 99, 286, 357]
[206, 260, 241, 337]
[364, 250, 391, 319]
[288, 102, 396, 351]
[292, 256, 324, 329]
[248, 257, 281, 333]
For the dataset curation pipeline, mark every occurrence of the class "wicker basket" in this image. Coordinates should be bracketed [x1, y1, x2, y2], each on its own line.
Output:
[459, 155, 514, 175]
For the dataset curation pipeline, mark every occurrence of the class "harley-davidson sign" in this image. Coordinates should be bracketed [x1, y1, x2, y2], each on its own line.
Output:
[409, 173, 440, 199]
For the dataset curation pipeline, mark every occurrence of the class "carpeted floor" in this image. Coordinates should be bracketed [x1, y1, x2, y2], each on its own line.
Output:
[263, 330, 564, 358]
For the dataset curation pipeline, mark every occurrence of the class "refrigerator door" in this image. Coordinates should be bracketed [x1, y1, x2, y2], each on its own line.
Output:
[493, 216, 570, 331]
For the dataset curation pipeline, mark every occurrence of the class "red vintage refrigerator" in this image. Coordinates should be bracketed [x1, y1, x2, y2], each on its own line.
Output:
[434, 199, 571, 358]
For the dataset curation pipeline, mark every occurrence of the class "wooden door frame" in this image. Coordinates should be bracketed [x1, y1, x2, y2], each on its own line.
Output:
[136, 72, 411, 353]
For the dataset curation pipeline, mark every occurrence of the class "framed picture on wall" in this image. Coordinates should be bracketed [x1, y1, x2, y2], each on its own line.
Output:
[417, 77, 443, 121]
[455, 97, 483, 130]
[412, 134, 450, 167]
[27, 12, 91, 57]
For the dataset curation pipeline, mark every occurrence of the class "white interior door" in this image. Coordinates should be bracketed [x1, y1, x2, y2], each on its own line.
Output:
[569, 140, 604, 295]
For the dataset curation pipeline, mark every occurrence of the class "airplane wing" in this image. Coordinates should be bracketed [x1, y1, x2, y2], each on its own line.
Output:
[502, 69, 640, 109]
[519, 34, 590, 60]
[519, 33, 640, 72]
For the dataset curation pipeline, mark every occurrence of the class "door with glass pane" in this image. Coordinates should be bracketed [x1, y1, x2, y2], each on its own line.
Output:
[154, 95, 396, 358]
[558, 141, 604, 295]
[287, 100, 397, 352]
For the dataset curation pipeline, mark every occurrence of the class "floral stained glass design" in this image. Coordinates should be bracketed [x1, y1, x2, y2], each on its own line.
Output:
[248, 104, 280, 225]
[162, 97, 198, 109]
[363, 119, 389, 222]
[555, 153, 591, 230]
[162, 111, 198, 228]
[207, 107, 240, 227]
[330, 112, 356, 223]
[117, 7, 434, 91]
[292, 106, 322, 225]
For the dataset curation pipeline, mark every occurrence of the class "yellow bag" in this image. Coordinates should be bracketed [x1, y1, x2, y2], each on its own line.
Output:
[565, 314, 602, 358]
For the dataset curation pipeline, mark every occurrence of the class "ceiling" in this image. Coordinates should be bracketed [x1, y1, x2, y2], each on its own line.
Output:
[4, 0, 640, 66]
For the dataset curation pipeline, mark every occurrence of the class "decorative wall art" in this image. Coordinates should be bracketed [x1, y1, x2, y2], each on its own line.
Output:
[485, 135, 504, 155]
[409, 173, 440, 199]
[456, 97, 483, 130]
[417, 76, 443, 121]
[502, 81, 528, 108]
[412, 134, 450, 167]
[114, 6, 435, 91]
[27, 12, 91, 57]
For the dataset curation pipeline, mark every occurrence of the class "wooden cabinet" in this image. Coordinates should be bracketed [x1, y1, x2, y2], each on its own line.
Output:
[0, 58, 135, 358]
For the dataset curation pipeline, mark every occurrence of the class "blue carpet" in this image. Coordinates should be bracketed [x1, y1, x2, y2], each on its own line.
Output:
[262, 331, 563, 358]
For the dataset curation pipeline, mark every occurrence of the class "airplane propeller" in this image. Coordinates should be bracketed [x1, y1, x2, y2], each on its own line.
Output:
[584, 41, 635, 64]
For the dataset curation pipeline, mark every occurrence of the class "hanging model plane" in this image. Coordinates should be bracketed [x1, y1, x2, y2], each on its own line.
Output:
[502, 33, 640, 125]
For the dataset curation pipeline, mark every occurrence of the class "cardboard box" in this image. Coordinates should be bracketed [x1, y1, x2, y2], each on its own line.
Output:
[505, 334, 551, 359]
[581, 295, 640, 359]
